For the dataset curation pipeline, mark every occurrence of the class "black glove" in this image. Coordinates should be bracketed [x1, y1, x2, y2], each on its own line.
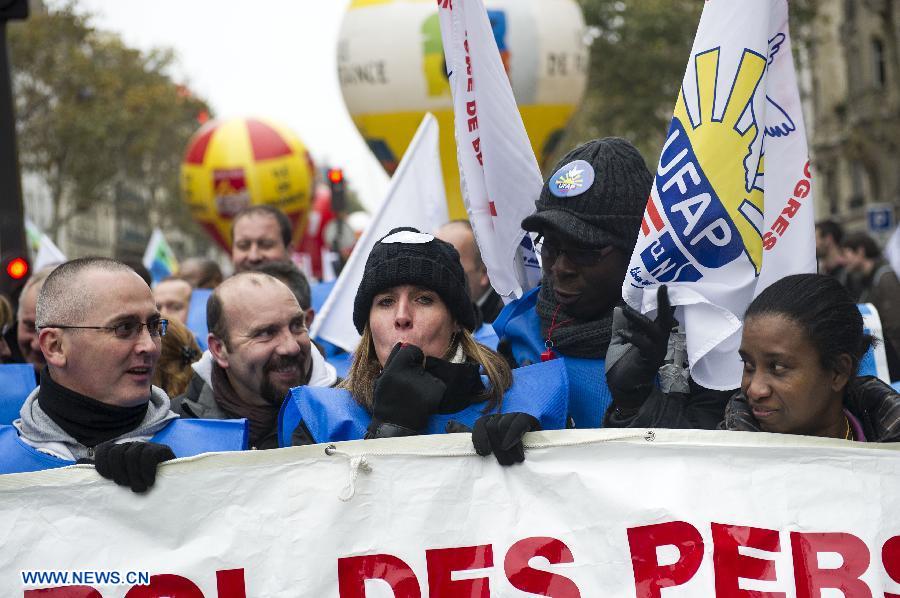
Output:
[606, 285, 675, 408]
[472, 412, 541, 466]
[369, 343, 446, 436]
[92, 440, 176, 493]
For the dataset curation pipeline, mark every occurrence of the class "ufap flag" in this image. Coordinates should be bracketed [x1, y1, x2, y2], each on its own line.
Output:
[25, 219, 67, 271]
[142, 228, 179, 284]
[623, 0, 815, 390]
[311, 114, 449, 353]
[438, 0, 543, 302]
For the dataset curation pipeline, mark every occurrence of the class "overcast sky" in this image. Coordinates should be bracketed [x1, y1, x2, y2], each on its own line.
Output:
[66, 0, 389, 210]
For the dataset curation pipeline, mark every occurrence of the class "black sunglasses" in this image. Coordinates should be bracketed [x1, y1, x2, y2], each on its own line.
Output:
[536, 236, 613, 267]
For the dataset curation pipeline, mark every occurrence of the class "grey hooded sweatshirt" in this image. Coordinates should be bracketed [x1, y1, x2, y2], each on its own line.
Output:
[13, 386, 178, 461]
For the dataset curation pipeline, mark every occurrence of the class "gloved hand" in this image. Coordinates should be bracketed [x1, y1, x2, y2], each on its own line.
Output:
[472, 412, 541, 466]
[92, 440, 176, 493]
[370, 343, 446, 436]
[606, 285, 675, 408]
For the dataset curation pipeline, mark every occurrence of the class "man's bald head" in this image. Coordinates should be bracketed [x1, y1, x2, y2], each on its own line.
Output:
[435, 220, 490, 301]
[206, 272, 298, 348]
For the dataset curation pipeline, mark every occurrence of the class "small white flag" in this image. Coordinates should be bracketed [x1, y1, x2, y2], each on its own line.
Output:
[311, 114, 449, 353]
[438, 0, 543, 302]
[25, 219, 67, 271]
[623, 0, 815, 390]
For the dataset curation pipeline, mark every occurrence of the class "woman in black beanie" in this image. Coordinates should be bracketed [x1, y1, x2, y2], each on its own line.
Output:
[287, 228, 570, 464]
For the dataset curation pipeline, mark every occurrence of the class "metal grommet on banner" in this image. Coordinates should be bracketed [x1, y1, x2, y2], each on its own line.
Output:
[324, 444, 336, 456]
[644, 430, 656, 442]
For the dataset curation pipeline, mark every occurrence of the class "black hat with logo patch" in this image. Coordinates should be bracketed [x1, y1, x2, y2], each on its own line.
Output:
[521, 137, 652, 252]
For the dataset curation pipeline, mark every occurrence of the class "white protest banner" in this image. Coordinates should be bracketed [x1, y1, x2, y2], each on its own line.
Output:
[3, 429, 899, 597]
[624, 0, 816, 390]
[438, 0, 543, 302]
[311, 113, 448, 353]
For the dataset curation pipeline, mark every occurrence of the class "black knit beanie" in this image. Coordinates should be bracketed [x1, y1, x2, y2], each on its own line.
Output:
[521, 137, 652, 252]
[353, 227, 477, 333]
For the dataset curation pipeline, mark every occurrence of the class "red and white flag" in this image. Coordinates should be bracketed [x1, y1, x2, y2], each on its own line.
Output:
[438, 0, 542, 301]
[624, 0, 816, 390]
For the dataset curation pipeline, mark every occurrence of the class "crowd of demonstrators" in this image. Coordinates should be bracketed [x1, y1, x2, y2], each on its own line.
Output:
[289, 227, 567, 466]
[434, 220, 503, 326]
[2, 134, 899, 495]
[179, 257, 224, 289]
[492, 137, 653, 429]
[172, 272, 337, 449]
[231, 205, 294, 272]
[153, 277, 193, 325]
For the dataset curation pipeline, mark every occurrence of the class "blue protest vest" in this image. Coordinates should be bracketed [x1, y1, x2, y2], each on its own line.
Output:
[0, 364, 37, 425]
[473, 323, 499, 350]
[278, 358, 569, 446]
[492, 286, 612, 428]
[0, 418, 249, 475]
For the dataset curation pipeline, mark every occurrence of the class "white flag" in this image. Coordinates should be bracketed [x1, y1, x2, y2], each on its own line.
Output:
[25, 219, 66, 271]
[623, 1, 815, 390]
[311, 114, 449, 353]
[438, 0, 543, 301]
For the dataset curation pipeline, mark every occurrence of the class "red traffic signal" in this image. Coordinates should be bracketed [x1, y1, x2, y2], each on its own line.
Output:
[327, 168, 344, 184]
[6, 257, 28, 280]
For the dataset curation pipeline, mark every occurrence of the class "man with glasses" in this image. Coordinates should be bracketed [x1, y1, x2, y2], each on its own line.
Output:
[173, 272, 337, 449]
[492, 137, 653, 428]
[2, 258, 246, 491]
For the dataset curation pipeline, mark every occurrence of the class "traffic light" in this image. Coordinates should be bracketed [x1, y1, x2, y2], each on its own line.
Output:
[6, 256, 28, 280]
[327, 168, 346, 212]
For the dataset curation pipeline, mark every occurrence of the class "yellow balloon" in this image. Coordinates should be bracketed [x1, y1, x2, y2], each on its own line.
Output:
[338, 0, 589, 219]
[180, 117, 314, 251]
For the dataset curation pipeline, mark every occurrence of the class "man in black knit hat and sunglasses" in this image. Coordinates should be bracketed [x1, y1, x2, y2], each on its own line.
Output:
[492, 137, 654, 429]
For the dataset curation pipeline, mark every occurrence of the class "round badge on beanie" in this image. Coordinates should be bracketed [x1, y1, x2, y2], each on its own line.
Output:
[353, 227, 477, 334]
[549, 159, 596, 198]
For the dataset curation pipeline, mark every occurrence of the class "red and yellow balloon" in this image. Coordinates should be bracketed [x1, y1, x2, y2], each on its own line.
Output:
[180, 117, 314, 252]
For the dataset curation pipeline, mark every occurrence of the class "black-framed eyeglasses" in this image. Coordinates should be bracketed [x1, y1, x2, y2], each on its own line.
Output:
[536, 235, 613, 267]
[40, 318, 168, 339]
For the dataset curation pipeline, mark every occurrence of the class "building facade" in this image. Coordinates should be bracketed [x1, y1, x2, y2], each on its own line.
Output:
[802, 0, 899, 233]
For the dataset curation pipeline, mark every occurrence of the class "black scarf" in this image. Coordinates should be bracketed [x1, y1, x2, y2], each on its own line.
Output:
[535, 279, 616, 359]
[424, 357, 486, 414]
[37, 367, 149, 448]
[211, 363, 279, 450]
